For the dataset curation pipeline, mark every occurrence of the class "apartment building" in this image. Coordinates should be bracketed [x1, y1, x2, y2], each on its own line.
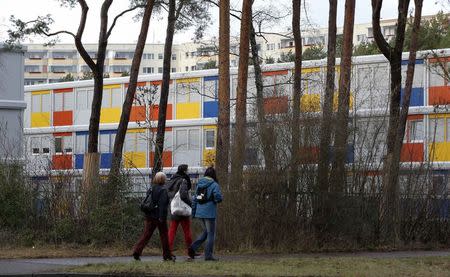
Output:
[0, 44, 26, 160]
[23, 13, 444, 85]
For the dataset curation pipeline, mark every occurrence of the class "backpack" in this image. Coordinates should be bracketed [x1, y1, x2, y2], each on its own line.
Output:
[196, 186, 214, 204]
[140, 186, 158, 214]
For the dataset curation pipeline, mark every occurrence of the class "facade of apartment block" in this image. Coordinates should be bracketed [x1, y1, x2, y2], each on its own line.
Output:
[0, 45, 26, 160]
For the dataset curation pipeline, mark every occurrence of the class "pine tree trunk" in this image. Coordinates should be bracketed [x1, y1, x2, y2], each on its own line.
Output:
[371, 0, 412, 244]
[230, 0, 252, 189]
[82, 0, 113, 189]
[250, 24, 276, 172]
[315, 0, 337, 234]
[153, 0, 178, 176]
[109, 0, 155, 181]
[330, 0, 356, 193]
[290, 0, 302, 220]
[216, 0, 231, 188]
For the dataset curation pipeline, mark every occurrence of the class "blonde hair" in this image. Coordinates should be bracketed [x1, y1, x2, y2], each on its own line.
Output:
[153, 172, 167, 185]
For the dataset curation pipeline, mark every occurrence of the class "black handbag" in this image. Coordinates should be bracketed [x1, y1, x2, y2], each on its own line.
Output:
[140, 186, 157, 213]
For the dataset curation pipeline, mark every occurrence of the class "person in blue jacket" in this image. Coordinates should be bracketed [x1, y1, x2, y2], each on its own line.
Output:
[188, 167, 223, 261]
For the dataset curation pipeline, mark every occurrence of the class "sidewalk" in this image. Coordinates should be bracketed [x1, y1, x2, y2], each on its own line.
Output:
[1, 250, 450, 276]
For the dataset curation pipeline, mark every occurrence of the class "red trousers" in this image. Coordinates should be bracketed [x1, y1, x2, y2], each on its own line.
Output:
[133, 217, 171, 259]
[168, 218, 193, 253]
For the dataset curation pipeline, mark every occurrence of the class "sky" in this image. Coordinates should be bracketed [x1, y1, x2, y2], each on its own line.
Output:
[0, 0, 447, 45]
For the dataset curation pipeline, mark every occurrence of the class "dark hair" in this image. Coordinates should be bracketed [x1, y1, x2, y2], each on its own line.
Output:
[177, 164, 188, 174]
[204, 167, 218, 182]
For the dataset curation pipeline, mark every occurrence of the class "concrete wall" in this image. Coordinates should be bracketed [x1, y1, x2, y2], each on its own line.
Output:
[0, 46, 26, 160]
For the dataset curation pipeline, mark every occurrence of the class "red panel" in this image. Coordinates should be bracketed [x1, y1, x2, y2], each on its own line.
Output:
[151, 80, 162, 86]
[150, 127, 172, 132]
[262, 70, 288, 76]
[299, 146, 319, 163]
[54, 88, 73, 93]
[53, 111, 73, 126]
[53, 132, 71, 137]
[429, 57, 450, 63]
[150, 151, 173, 168]
[125, 82, 146, 88]
[407, 114, 424, 120]
[52, 155, 73, 170]
[130, 106, 146, 122]
[150, 104, 173, 121]
[429, 86, 450, 105]
[400, 143, 424, 162]
[263, 96, 289, 115]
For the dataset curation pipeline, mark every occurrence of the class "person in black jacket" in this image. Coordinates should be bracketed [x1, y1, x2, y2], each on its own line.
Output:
[133, 172, 174, 261]
[166, 164, 193, 256]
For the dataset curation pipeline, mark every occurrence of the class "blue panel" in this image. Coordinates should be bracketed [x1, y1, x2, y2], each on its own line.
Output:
[75, 154, 84, 169]
[100, 153, 112, 169]
[76, 131, 88, 136]
[346, 144, 355, 163]
[328, 144, 354, 164]
[203, 101, 219, 118]
[400, 87, 424, 107]
[401, 59, 424, 65]
[204, 76, 219, 81]
[100, 130, 117, 135]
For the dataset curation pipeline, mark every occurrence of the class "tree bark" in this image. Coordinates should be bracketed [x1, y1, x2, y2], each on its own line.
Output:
[230, 0, 252, 189]
[290, 0, 302, 220]
[315, 0, 337, 237]
[109, 0, 155, 181]
[216, 0, 231, 188]
[371, 0, 411, 244]
[83, 0, 113, 188]
[250, 23, 276, 171]
[153, 0, 180, 175]
[330, 0, 356, 193]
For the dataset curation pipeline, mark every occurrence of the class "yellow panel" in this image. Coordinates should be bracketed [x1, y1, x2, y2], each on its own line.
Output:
[301, 94, 321, 112]
[333, 92, 354, 111]
[428, 114, 449, 119]
[428, 142, 450, 161]
[176, 102, 200, 119]
[302, 67, 321, 74]
[203, 149, 216, 167]
[177, 77, 201, 84]
[31, 90, 50, 95]
[100, 108, 121, 123]
[31, 112, 51, 127]
[204, 125, 217, 130]
[127, 128, 146, 133]
[123, 152, 147, 168]
[104, 84, 121, 89]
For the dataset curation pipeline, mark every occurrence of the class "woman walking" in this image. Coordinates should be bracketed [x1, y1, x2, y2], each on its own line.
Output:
[188, 167, 223, 261]
[166, 164, 193, 256]
[133, 172, 174, 261]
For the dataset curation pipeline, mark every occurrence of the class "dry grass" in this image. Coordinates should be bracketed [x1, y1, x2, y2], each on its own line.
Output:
[0, 244, 160, 259]
[68, 256, 450, 276]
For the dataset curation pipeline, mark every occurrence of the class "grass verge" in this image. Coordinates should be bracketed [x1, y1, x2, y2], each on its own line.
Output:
[0, 244, 159, 259]
[68, 256, 450, 276]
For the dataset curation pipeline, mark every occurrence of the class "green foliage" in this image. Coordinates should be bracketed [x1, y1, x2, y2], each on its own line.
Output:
[202, 60, 217, 69]
[265, 56, 275, 64]
[353, 41, 381, 56]
[404, 11, 450, 51]
[0, 163, 33, 230]
[302, 45, 326, 61]
[6, 15, 54, 47]
[60, 73, 75, 82]
[277, 50, 295, 63]
[121, 71, 130, 77]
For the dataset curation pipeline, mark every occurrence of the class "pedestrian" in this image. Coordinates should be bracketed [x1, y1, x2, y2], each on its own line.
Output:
[133, 171, 174, 261]
[166, 164, 193, 256]
[188, 167, 223, 261]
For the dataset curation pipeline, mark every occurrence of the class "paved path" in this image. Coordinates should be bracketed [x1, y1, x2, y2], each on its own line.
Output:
[1, 250, 450, 276]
